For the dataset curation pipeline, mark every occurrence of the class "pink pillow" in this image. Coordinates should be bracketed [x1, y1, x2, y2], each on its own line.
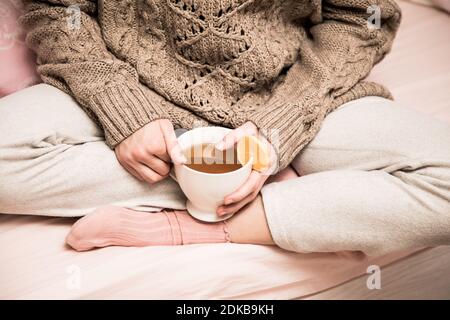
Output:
[0, 0, 41, 98]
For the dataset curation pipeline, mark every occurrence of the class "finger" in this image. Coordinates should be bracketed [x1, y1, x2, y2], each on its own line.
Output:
[139, 154, 170, 176]
[215, 127, 244, 151]
[135, 163, 165, 184]
[152, 146, 171, 163]
[147, 129, 171, 163]
[223, 171, 261, 205]
[216, 122, 258, 150]
[160, 120, 187, 165]
[123, 162, 144, 181]
[217, 193, 255, 216]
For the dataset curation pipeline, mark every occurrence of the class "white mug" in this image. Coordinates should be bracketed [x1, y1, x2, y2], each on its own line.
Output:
[172, 127, 252, 222]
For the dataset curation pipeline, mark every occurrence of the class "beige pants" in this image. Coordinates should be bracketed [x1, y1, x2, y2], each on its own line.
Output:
[1, 84, 449, 254]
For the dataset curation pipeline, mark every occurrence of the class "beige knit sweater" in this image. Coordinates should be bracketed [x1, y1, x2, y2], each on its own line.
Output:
[21, 0, 401, 170]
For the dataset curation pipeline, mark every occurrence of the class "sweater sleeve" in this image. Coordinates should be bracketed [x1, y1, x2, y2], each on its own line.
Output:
[246, 0, 401, 170]
[20, 0, 168, 148]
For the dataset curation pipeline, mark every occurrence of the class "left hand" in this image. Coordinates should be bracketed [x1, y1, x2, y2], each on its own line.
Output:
[215, 121, 277, 217]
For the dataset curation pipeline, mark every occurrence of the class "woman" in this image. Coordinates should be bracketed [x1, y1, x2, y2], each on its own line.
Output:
[1, 0, 449, 255]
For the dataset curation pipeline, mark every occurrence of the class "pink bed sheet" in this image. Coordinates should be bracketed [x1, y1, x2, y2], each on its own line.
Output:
[0, 212, 422, 299]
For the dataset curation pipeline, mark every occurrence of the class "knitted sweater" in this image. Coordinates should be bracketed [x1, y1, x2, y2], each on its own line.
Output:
[21, 0, 401, 170]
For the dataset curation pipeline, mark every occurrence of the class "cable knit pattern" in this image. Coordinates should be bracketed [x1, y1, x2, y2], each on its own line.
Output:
[20, 0, 401, 170]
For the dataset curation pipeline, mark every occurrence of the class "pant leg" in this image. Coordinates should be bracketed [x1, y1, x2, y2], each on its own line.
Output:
[0, 84, 186, 217]
[261, 96, 450, 256]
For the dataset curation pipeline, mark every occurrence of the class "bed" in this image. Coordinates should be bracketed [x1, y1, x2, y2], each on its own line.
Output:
[1, 0, 449, 299]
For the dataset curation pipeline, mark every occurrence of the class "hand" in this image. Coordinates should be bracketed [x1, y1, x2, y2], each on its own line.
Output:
[215, 121, 277, 216]
[115, 119, 186, 184]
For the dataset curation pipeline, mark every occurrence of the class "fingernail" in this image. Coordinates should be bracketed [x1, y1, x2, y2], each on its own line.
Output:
[215, 142, 224, 150]
[217, 209, 225, 216]
[224, 198, 233, 205]
[175, 153, 187, 164]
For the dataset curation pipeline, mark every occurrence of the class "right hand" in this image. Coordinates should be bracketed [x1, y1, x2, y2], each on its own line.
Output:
[115, 119, 186, 184]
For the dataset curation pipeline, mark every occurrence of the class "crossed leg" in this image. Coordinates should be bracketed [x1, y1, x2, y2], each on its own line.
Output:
[1, 85, 449, 255]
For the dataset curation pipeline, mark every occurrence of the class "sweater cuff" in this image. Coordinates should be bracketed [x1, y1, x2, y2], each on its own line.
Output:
[247, 94, 328, 171]
[87, 83, 167, 148]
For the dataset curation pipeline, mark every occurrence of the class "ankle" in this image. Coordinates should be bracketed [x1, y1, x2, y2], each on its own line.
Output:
[226, 196, 274, 245]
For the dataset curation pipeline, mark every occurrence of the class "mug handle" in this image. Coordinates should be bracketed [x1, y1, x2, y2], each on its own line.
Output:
[169, 128, 187, 183]
[169, 166, 177, 182]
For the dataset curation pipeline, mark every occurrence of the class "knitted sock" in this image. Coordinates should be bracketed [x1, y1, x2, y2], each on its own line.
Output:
[66, 206, 230, 251]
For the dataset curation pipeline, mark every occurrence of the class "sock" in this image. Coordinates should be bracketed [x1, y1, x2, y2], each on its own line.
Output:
[66, 206, 230, 251]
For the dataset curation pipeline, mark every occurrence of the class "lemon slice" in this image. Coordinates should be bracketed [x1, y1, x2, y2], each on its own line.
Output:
[237, 135, 271, 172]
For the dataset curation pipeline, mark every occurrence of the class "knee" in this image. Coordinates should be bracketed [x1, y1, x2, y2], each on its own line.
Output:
[0, 167, 38, 214]
[0, 84, 101, 145]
